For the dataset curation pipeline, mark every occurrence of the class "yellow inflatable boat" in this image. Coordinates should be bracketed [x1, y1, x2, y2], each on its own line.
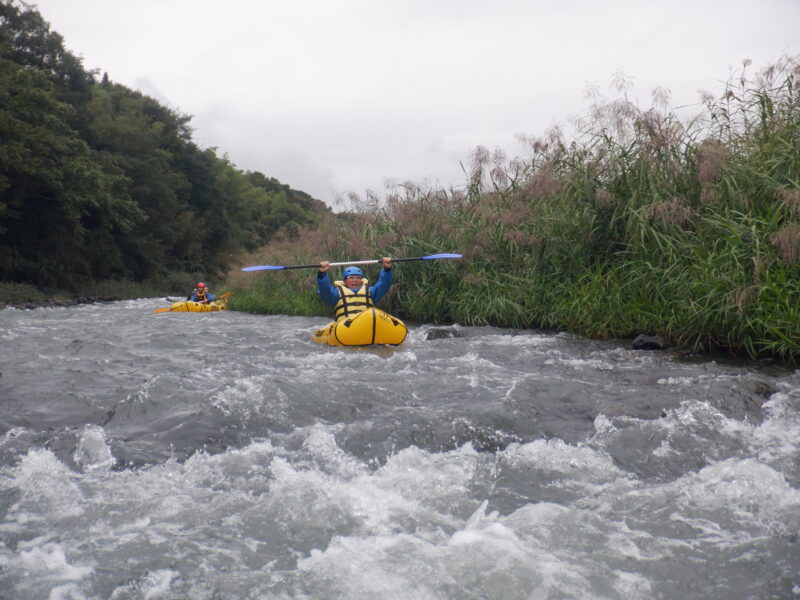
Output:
[312, 308, 407, 346]
[159, 300, 228, 313]
[154, 292, 233, 313]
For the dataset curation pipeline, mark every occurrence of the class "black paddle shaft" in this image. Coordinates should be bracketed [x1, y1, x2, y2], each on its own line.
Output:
[283, 257, 425, 270]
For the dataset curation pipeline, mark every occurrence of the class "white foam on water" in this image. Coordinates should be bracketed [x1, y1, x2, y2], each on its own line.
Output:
[6, 449, 85, 522]
[296, 527, 590, 600]
[582, 452, 799, 561]
[73, 425, 115, 472]
[474, 331, 560, 348]
[259, 435, 660, 598]
[591, 399, 752, 462]
[673, 457, 800, 531]
[656, 372, 744, 387]
[108, 568, 179, 600]
[211, 374, 290, 423]
[47, 582, 91, 600]
[0, 328, 20, 341]
[448, 351, 499, 369]
[294, 495, 652, 600]
[501, 437, 629, 486]
[658, 375, 702, 385]
[612, 570, 654, 599]
[543, 348, 617, 371]
[291, 424, 369, 480]
[1, 412, 798, 599]
[258, 430, 473, 544]
[17, 542, 93, 580]
[749, 391, 800, 470]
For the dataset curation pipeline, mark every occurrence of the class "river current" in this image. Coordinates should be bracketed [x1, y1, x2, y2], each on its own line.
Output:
[0, 299, 798, 599]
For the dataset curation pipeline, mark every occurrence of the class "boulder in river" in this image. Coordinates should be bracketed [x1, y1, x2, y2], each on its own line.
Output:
[425, 327, 465, 340]
[632, 333, 669, 350]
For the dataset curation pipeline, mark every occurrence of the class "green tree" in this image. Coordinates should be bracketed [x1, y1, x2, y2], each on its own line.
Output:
[1, 0, 330, 292]
[0, 56, 132, 287]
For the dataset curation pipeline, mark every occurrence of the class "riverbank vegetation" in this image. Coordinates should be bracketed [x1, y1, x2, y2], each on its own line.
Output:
[230, 57, 800, 363]
[0, 1, 329, 303]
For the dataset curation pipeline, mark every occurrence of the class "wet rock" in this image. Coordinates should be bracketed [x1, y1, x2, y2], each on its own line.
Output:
[709, 379, 777, 421]
[632, 334, 668, 350]
[425, 327, 464, 340]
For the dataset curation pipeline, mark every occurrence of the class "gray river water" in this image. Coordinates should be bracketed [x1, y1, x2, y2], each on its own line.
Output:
[0, 299, 799, 599]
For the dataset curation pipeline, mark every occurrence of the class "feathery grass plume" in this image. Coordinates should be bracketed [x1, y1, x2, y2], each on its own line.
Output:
[775, 186, 800, 216]
[645, 197, 694, 228]
[699, 186, 719, 204]
[733, 285, 758, 317]
[524, 169, 562, 199]
[651, 86, 671, 110]
[771, 224, 800, 265]
[594, 189, 615, 208]
[696, 139, 728, 184]
[752, 255, 770, 285]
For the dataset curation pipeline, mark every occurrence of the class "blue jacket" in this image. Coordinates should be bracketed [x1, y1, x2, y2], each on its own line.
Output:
[317, 268, 392, 307]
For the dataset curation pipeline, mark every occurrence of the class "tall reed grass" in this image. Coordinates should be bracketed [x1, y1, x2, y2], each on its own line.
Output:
[228, 57, 800, 362]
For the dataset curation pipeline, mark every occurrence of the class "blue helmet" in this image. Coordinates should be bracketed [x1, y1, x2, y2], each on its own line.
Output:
[342, 266, 363, 279]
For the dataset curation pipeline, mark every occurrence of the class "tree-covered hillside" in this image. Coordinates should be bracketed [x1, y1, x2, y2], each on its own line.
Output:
[0, 0, 329, 293]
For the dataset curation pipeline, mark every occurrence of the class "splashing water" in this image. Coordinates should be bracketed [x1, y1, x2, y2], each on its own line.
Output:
[0, 300, 798, 599]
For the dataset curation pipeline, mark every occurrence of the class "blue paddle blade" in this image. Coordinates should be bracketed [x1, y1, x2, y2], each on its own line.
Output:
[422, 253, 462, 260]
[241, 265, 286, 271]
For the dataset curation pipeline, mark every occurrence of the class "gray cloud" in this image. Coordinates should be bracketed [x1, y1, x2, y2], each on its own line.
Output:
[32, 0, 800, 208]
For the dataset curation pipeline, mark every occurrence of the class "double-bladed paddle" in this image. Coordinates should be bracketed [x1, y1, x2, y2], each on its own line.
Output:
[241, 253, 462, 272]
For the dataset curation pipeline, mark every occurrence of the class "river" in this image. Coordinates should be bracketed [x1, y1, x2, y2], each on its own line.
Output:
[1, 299, 798, 599]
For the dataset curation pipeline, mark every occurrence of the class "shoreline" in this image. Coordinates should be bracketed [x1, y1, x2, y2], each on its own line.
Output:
[2, 296, 790, 368]
[2, 295, 126, 310]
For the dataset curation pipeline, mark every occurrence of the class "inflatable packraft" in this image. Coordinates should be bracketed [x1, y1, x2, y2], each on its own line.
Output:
[312, 308, 407, 346]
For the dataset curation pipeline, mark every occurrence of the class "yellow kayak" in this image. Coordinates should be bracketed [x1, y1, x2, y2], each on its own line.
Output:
[170, 300, 227, 312]
[156, 300, 227, 313]
[312, 308, 407, 346]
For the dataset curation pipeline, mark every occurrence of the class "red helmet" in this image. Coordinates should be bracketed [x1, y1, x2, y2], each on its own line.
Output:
[196, 282, 206, 288]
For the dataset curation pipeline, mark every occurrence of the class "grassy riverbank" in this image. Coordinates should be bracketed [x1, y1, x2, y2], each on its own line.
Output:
[227, 58, 800, 363]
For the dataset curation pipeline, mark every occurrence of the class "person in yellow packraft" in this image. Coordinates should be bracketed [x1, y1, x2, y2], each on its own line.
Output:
[187, 282, 214, 304]
[317, 258, 393, 320]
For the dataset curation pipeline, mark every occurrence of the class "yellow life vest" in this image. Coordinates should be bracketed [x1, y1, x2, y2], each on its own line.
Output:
[332, 278, 373, 321]
[196, 289, 208, 302]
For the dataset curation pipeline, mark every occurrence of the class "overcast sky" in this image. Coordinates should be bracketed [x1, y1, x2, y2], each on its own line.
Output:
[30, 0, 800, 209]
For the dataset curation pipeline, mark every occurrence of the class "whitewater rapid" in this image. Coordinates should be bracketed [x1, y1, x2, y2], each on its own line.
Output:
[1, 300, 798, 599]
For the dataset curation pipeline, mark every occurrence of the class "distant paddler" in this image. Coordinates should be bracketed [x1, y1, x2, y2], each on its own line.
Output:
[187, 282, 214, 304]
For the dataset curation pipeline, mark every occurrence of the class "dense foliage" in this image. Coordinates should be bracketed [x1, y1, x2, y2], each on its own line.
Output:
[0, 0, 329, 295]
[230, 57, 800, 362]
